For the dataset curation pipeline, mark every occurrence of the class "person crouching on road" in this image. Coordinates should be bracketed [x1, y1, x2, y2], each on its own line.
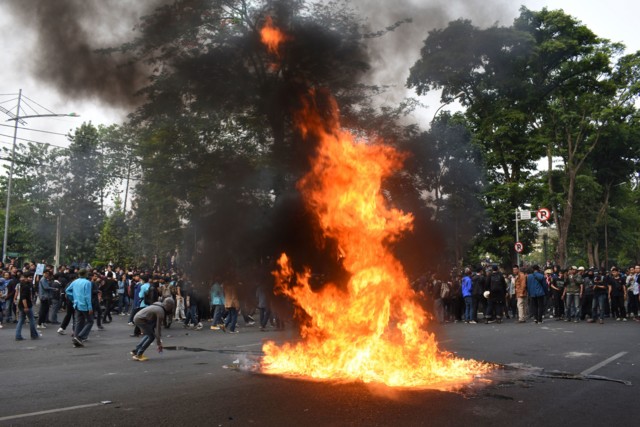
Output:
[131, 297, 174, 361]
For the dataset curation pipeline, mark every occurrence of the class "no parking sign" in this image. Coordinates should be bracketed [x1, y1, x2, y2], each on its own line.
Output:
[537, 208, 551, 222]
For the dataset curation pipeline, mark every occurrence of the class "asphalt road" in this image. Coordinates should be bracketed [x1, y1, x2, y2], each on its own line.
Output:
[1, 313, 639, 426]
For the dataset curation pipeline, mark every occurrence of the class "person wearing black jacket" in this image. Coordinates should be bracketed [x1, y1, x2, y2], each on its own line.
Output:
[485, 265, 507, 324]
[605, 266, 627, 321]
[471, 267, 485, 323]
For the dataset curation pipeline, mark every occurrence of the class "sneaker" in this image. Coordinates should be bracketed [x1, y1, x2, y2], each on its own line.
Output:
[97, 326, 104, 330]
[469, 320, 477, 324]
[246, 321, 256, 326]
[599, 319, 604, 324]
[15, 337, 24, 341]
[616, 318, 621, 321]
[57, 327, 66, 335]
[133, 354, 148, 361]
[228, 330, 239, 334]
[130, 350, 137, 356]
[72, 337, 84, 347]
[210, 325, 220, 330]
[622, 318, 628, 322]
[36, 324, 46, 329]
[128, 322, 134, 326]
[0, 324, 3, 329]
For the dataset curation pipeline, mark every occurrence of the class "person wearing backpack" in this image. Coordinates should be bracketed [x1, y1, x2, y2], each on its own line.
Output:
[485, 265, 507, 324]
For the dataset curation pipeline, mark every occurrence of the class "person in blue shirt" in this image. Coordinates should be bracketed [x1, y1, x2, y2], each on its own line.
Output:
[65, 269, 93, 347]
[461, 268, 473, 323]
[526, 265, 547, 324]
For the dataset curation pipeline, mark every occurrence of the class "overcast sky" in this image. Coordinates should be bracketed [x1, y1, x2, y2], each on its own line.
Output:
[0, 0, 638, 152]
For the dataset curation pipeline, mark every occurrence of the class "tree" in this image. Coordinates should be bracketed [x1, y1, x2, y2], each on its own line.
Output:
[58, 123, 110, 264]
[407, 7, 640, 267]
[95, 198, 133, 266]
[114, 0, 412, 275]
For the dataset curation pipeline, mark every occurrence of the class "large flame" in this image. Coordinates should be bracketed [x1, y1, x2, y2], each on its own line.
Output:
[260, 24, 491, 390]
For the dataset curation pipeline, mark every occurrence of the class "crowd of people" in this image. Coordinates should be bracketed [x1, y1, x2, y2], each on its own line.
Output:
[0, 260, 285, 361]
[3, 257, 638, 359]
[416, 263, 640, 325]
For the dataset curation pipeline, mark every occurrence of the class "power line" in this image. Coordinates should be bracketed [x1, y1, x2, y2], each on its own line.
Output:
[0, 133, 69, 149]
[0, 155, 211, 190]
[0, 123, 69, 136]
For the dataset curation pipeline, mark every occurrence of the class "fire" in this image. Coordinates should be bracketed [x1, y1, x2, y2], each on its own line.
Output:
[260, 16, 286, 57]
[260, 23, 491, 390]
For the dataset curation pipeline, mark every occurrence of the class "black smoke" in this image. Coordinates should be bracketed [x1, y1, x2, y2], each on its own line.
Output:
[5, 0, 163, 107]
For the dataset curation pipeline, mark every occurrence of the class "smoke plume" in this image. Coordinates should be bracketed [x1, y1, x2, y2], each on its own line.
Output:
[351, 0, 516, 106]
[5, 0, 164, 107]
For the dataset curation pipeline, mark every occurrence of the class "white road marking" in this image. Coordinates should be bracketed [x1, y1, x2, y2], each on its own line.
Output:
[580, 351, 628, 376]
[0, 402, 106, 422]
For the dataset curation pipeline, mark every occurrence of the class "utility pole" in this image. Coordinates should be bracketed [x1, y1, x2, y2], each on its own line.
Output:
[2, 89, 22, 263]
[54, 213, 61, 269]
[123, 153, 132, 212]
[1, 90, 79, 262]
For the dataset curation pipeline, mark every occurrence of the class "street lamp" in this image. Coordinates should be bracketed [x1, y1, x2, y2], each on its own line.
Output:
[431, 91, 465, 122]
[2, 89, 79, 262]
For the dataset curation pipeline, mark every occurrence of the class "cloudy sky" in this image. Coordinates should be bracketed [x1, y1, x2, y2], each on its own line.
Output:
[0, 0, 638, 151]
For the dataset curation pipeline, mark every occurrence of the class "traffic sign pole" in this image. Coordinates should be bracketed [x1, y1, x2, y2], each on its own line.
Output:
[515, 209, 520, 267]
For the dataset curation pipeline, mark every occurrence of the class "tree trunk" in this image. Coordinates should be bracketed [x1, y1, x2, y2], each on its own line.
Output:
[594, 241, 600, 269]
[557, 170, 577, 267]
[587, 240, 595, 267]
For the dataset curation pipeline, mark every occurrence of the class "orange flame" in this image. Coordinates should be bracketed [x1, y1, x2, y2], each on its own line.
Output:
[261, 90, 492, 389]
[260, 16, 286, 57]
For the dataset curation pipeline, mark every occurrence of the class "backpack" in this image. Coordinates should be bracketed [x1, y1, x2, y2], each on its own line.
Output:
[143, 285, 155, 306]
[440, 282, 451, 299]
[490, 273, 503, 292]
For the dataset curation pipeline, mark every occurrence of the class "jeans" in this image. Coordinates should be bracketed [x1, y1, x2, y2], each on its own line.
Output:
[552, 290, 565, 318]
[38, 298, 50, 325]
[74, 310, 94, 341]
[434, 298, 444, 323]
[16, 307, 39, 339]
[117, 294, 129, 314]
[565, 293, 580, 320]
[224, 307, 238, 332]
[184, 304, 198, 326]
[592, 294, 607, 320]
[4, 299, 16, 322]
[212, 304, 225, 326]
[610, 295, 626, 319]
[93, 299, 102, 327]
[134, 321, 156, 356]
[627, 291, 638, 317]
[60, 304, 75, 331]
[102, 299, 113, 322]
[259, 307, 270, 328]
[471, 295, 480, 322]
[581, 295, 593, 320]
[50, 298, 62, 323]
[463, 296, 473, 321]
[531, 296, 545, 323]
[486, 298, 504, 320]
